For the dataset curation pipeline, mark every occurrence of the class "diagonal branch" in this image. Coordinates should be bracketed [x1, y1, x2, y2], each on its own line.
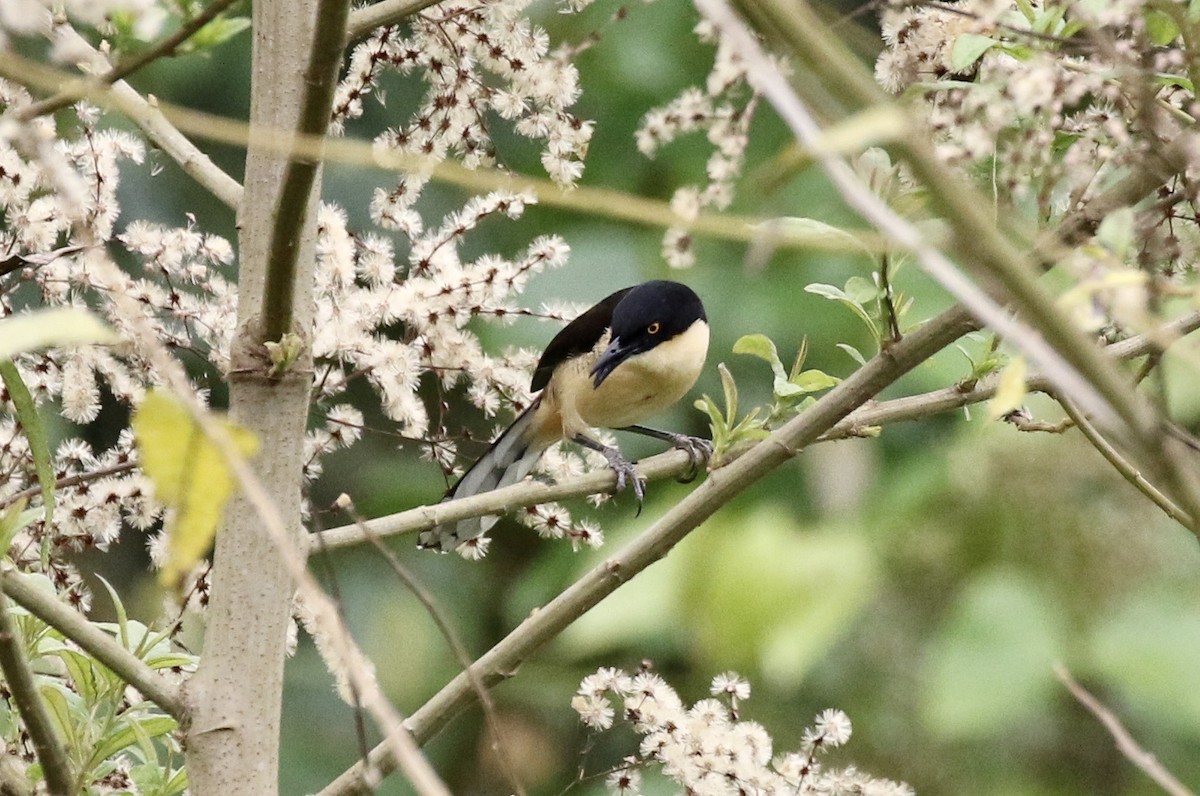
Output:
[19, 0, 243, 121]
[1055, 664, 1196, 796]
[0, 566, 187, 721]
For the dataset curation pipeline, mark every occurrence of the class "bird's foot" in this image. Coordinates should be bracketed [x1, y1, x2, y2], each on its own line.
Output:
[598, 446, 646, 508]
[666, 433, 713, 483]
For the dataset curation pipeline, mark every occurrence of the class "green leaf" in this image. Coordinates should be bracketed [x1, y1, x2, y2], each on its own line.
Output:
[131, 390, 259, 590]
[950, 33, 998, 71]
[48, 648, 100, 704]
[94, 575, 132, 651]
[792, 369, 840, 393]
[733, 334, 785, 375]
[843, 275, 879, 306]
[0, 361, 55, 525]
[1144, 8, 1179, 45]
[836, 343, 868, 366]
[735, 335, 818, 400]
[0, 308, 118, 359]
[803, 283, 850, 303]
[0, 499, 37, 556]
[184, 15, 251, 52]
[91, 716, 177, 766]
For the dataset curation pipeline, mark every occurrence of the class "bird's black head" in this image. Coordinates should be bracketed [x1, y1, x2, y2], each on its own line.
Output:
[590, 280, 707, 387]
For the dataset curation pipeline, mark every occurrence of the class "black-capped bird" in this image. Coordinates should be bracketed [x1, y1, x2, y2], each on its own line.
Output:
[418, 280, 710, 553]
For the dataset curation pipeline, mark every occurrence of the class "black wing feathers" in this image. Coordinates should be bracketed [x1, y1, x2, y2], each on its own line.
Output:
[530, 287, 632, 392]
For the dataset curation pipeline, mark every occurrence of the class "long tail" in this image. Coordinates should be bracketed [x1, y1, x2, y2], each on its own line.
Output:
[417, 402, 546, 553]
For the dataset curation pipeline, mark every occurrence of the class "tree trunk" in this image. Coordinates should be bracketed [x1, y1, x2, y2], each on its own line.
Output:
[182, 0, 320, 791]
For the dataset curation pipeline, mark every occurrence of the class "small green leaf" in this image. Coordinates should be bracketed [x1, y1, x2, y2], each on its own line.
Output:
[49, 648, 100, 704]
[950, 33, 998, 71]
[92, 716, 177, 765]
[836, 343, 868, 366]
[184, 15, 251, 52]
[718, 362, 738, 425]
[792, 369, 840, 393]
[0, 308, 118, 359]
[0, 361, 55, 525]
[844, 275, 879, 306]
[94, 575, 131, 651]
[733, 334, 785, 372]
[1145, 8, 1179, 44]
[803, 283, 850, 302]
[0, 499, 36, 555]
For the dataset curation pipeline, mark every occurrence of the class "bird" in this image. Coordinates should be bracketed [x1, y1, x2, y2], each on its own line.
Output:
[418, 280, 711, 553]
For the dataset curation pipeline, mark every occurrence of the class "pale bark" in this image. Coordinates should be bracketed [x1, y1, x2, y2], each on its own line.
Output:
[182, 0, 321, 791]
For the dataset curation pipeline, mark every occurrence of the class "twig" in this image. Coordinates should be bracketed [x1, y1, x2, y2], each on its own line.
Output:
[345, 0, 446, 43]
[260, 0, 350, 343]
[19, 0, 243, 121]
[1056, 397, 1194, 530]
[342, 497, 527, 796]
[0, 41, 241, 210]
[0, 566, 186, 721]
[1054, 664, 1196, 796]
[313, 309, 1200, 551]
[0, 589, 73, 796]
[314, 304, 979, 795]
[0, 461, 138, 512]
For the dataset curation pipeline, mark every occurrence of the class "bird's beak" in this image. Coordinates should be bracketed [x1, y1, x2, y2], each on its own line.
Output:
[590, 336, 634, 388]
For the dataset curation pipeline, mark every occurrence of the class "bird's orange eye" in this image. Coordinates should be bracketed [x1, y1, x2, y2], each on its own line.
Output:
[647, 322, 661, 334]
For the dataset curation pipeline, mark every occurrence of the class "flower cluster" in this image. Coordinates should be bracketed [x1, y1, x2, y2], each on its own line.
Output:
[637, 19, 760, 268]
[876, 0, 1200, 302]
[572, 667, 912, 795]
[336, 0, 593, 220]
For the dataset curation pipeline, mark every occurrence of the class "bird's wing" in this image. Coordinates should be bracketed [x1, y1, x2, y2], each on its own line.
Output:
[530, 286, 633, 392]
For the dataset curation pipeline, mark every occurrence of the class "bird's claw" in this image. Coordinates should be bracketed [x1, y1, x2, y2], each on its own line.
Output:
[601, 448, 646, 511]
[668, 434, 713, 483]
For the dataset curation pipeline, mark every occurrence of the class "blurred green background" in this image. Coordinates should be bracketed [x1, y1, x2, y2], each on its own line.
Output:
[77, 0, 1200, 792]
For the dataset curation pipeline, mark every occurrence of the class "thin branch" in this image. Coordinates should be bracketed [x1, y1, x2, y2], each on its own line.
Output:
[343, 498, 527, 796]
[314, 309, 1200, 552]
[0, 566, 186, 721]
[0, 43, 241, 210]
[345, 0, 446, 43]
[1054, 664, 1196, 796]
[315, 304, 980, 795]
[19, 0, 243, 121]
[260, 0, 351, 343]
[0, 461, 138, 512]
[0, 589, 73, 796]
[1056, 396, 1193, 530]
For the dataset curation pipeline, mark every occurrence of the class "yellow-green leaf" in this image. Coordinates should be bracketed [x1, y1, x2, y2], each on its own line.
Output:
[988, 356, 1028, 420]
[0, 308, 118, 359]
[131, 391, 259, 590]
